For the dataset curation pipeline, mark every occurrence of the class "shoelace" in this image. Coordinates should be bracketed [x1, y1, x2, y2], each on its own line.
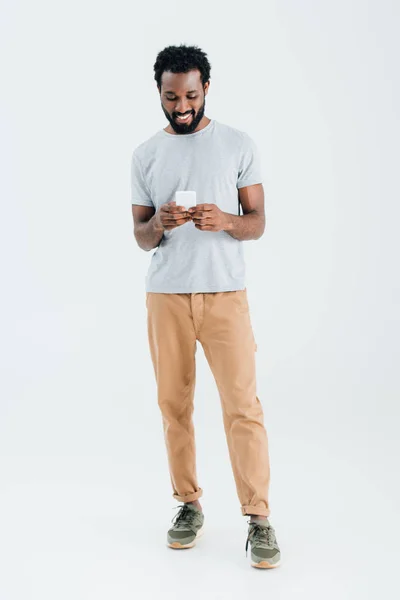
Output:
[245, 520, 278, 556]
[171, 504, 198, 531]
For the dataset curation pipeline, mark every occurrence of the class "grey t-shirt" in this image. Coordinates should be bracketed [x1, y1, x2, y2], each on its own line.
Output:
[130, 118, 263, 293]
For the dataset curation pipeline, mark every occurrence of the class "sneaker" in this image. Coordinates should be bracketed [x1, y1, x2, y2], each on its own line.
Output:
[245, 517, 281, 568]
[167, 503, 205, 549]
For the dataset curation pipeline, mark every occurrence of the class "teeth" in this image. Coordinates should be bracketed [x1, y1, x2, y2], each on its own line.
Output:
[177, 114, 191, 120]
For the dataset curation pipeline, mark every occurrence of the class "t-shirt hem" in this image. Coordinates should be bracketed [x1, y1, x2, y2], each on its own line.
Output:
[145, 283, 246, 293]
[237, 179, 263, 189]
[132, 201, 154, 207]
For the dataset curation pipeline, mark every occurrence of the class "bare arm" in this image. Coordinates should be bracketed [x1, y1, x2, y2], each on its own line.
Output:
[223, 183, 266, 241]
[132, 205, 164, 251]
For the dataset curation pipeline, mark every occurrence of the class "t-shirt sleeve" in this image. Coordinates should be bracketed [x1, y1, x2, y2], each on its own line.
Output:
[131, 152, 154, 207]
[237, 132, 263, 189]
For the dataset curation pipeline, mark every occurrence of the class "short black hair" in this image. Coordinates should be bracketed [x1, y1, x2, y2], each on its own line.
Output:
[153, 44, 211, 90]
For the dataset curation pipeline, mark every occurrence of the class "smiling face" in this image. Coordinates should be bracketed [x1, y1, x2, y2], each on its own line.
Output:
[159, 69, 209, 134]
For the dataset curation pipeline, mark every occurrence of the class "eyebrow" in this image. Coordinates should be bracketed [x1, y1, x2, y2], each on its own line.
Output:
[164, 90, 198, 95]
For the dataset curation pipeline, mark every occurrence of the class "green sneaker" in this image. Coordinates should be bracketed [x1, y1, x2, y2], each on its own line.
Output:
[245, 517, 281, 568]
[167, 503, 205, 549]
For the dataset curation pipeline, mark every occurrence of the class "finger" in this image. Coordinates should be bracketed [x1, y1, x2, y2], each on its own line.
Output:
[170, 218, 192, 228]
[190, 209, 214, 217]
[191, 204, 213, 212]
[163, 213, 190, 223]
[193, 217, 213, 223]
[195, 224, 213, 230]
[170, 205, 188, 213]
[172, 210, 190, 218]
[162, 218, 188, 226]
[191, 214, 213, 221]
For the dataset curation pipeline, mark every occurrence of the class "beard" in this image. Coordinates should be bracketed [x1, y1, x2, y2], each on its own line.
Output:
[161, 95, 206, 134]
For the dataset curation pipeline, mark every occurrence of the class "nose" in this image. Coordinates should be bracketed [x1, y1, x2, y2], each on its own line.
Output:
[175, 101, 191, 115]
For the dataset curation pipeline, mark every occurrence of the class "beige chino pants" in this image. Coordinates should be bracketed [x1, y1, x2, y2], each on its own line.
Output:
[146, 288, 271, 517]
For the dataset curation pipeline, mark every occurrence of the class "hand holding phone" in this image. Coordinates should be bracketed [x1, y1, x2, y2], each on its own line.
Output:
[155, 199, 192, 231]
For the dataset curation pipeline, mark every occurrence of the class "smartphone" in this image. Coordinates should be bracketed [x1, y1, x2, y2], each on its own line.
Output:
[174, 190, 196, 211]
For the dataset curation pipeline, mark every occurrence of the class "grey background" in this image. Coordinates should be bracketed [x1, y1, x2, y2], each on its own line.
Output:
[1, 0, 399, 598]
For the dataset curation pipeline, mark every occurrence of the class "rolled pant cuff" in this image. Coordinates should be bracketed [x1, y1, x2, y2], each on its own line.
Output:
[173, 488, 203, 503]
[241, 505, 270, 517]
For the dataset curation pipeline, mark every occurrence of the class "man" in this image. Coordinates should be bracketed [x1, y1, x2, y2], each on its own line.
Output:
[130, 44, 281, 569]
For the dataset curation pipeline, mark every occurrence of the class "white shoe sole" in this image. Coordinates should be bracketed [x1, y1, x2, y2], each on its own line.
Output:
[167, 524, 204, 549]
